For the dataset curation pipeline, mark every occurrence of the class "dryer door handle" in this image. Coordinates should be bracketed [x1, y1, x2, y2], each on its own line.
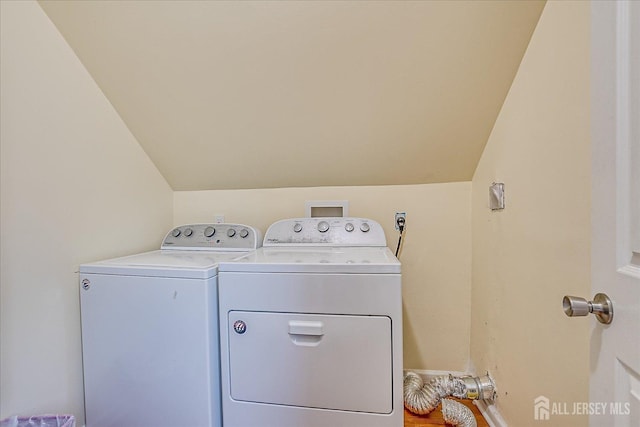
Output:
[288, 321, 324, 336]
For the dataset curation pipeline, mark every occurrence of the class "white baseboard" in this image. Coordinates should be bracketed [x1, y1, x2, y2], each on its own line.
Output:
[474, 399, 508, 427]
[403, 368, 507, 427]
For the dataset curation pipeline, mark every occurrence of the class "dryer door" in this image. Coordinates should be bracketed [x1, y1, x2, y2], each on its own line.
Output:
[228, 311, 393, 414]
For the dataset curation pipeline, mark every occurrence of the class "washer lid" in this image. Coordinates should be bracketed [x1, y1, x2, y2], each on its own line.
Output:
[218, 247, 401, 274]
[80, 250, 248, 279]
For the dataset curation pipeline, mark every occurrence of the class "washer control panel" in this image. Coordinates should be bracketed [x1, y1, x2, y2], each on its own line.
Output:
[161, 224, 262, 250]
[264, 218, 386, 247]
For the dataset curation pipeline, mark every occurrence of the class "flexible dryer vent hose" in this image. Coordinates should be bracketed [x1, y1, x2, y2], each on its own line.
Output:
[442, 398, 477, 427]
[403, 372, 467, 415]
[404, 371, 494, 427]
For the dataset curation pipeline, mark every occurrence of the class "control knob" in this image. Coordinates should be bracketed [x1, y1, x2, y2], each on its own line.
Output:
[360, 223, 370, 233]
[239, 228, 249, 238]
[293, 224, 303, 233]
[318, 221, 330, 233]
[184, 228, 193, 237]
[204, 226, 216, 238]
[171, 229, 181, 237]
[345, 223, 354, 232]
[227, 228, 236, 237]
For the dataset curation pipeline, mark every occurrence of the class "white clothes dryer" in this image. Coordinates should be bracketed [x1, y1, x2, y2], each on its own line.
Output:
[79, 223, 261, 427]
[218, 217, 403, 427]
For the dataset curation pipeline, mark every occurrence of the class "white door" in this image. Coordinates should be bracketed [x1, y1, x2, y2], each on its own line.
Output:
[590, 1, 640, 426]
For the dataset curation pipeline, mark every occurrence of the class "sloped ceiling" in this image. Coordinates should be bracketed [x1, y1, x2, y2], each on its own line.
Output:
[39, 0, 545, 191]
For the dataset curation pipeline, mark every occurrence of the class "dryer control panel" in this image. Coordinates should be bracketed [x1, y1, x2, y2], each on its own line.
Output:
[162, 223, 262, 251]
[263, 218, 386, 247]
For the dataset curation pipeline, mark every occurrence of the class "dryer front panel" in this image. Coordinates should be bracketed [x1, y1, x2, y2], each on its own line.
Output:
[227, 311, 392, 414]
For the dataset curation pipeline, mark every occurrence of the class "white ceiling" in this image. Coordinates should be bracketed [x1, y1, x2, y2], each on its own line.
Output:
[39, 0, 545, 191]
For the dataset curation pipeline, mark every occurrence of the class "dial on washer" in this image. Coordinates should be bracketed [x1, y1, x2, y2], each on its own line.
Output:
[204, 226, 216, 238]
[317, 221, 330, 233]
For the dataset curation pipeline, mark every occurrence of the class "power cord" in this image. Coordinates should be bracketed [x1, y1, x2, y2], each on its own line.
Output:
[395, 216, 405, 257]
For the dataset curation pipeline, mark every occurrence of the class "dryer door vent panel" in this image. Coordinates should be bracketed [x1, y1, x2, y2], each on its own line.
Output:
[228, 311, 392, 414]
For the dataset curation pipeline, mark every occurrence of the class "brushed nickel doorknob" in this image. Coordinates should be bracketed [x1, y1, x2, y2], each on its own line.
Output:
[563, 293, 613, 324]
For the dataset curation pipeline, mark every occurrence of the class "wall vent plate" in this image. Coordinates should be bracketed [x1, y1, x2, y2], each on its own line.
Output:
[305, 200, 349, 218]
[489, 183, 505, 210]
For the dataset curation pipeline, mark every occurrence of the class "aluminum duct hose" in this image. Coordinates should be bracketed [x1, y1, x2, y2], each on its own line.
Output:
[442, 398, 477, 427]
[403, 372, 467, 415]
[404, 371, 495, 425]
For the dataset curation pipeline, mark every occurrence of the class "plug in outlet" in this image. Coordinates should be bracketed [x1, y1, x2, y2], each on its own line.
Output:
[214, 215, 225, 224]
[395, 212, 406, 230]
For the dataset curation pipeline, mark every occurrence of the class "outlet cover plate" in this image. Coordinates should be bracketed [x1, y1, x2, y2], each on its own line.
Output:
[395, 212, 406, 230]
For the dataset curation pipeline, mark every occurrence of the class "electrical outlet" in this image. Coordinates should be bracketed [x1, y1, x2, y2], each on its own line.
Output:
[214, 215, 225, 223]
[395, 212, 406, 230]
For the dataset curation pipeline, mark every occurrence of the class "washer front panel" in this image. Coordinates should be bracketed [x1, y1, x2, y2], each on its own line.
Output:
[81, 273, 219, 427]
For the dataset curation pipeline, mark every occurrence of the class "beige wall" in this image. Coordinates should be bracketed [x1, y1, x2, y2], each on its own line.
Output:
[1, 1, 592, 425]
[174, 182, 472, 371]
[0, 1, 173, 423]
[470, 1, 590, 426]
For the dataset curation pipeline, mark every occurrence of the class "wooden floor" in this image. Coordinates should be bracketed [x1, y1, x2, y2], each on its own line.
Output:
[404, 399, 489, 427]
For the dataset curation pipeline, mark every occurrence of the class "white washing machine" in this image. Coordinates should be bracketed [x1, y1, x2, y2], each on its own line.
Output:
[79, 223, 261, 427]
[218, 217, 403, 427]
